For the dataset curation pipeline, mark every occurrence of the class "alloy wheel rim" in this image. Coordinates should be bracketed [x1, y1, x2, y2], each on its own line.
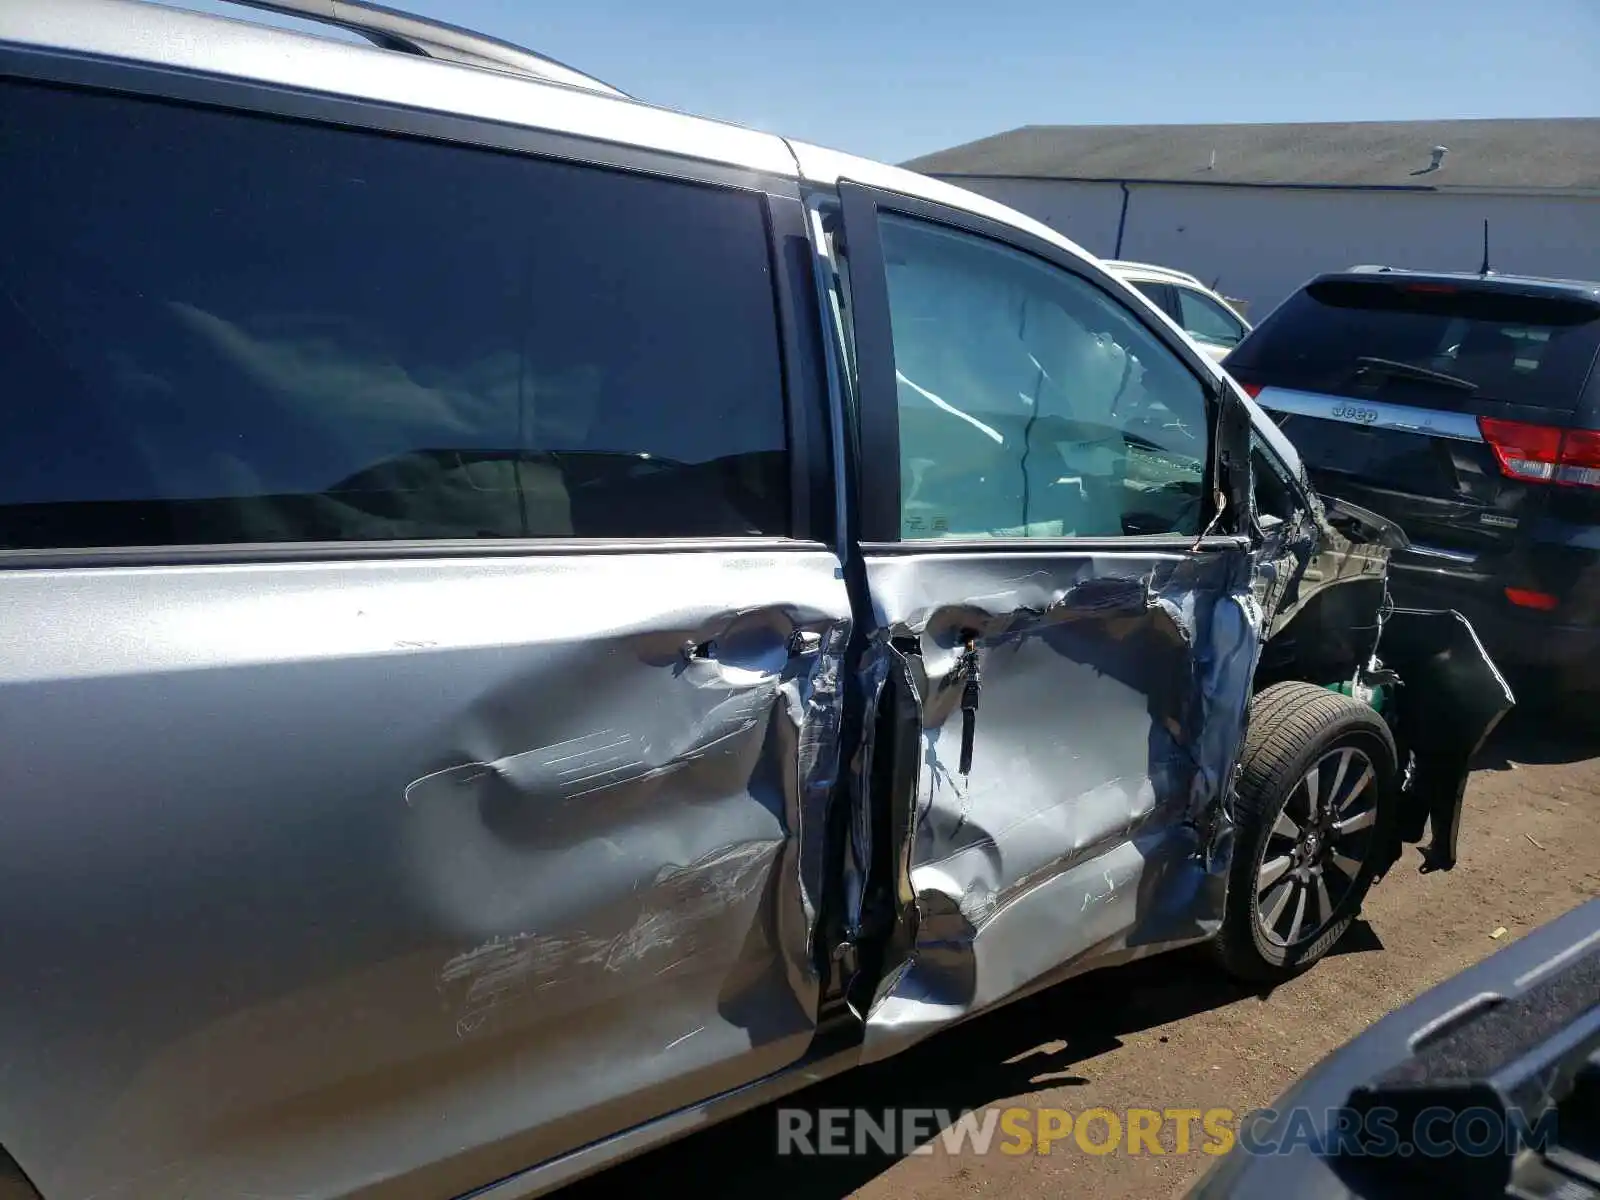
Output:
[1255, 745, 1378, 949]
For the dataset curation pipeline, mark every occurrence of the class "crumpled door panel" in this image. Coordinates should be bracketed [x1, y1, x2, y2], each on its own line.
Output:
[850, 546, 1261, 1062]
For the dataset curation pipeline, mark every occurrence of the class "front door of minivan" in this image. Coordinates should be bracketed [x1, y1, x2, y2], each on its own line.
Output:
[825, 184, 1262, 1060]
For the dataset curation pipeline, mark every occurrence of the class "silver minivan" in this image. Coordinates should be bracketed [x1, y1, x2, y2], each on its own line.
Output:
[0, 3, 1512, 1198]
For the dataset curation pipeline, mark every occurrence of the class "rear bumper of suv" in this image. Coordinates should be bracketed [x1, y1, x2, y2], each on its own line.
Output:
[1387, 554, 1600, 697]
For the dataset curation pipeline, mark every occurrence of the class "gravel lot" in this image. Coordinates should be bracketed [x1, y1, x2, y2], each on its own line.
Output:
[560, 710, 1600, 1200]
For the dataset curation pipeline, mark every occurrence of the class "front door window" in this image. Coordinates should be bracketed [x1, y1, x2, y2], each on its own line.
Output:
[878, 215, 1211, 540]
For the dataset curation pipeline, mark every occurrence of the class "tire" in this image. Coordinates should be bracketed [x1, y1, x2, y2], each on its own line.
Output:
[1213, 681, 1398, 985]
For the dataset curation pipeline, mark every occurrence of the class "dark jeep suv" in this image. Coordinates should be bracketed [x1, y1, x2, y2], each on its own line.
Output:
[1225, 267, 1600, 700]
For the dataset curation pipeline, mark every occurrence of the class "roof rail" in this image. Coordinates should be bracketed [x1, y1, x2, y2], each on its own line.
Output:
[221, 0, 630, 98]
[1103, 259, 1205, 287]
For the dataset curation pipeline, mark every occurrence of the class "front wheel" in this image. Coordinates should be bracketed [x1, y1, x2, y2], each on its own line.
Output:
[1214, 681, 1398, 984]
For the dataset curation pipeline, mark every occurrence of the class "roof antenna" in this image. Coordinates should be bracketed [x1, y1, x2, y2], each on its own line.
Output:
[1479, 218, 1492, 276]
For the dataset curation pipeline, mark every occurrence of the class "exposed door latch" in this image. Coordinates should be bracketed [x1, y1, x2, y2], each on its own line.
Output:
[958, 632, 982, 776]
[787, 629, 823, 657]
[681, 638, 717, 662]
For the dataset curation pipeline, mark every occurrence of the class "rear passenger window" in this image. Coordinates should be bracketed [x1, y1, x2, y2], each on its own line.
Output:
[1131, 280, 1175, 318]
[879, 215, 1210, 540]
[0, 82, 789, 548]
[1175, 287, 1246, 348]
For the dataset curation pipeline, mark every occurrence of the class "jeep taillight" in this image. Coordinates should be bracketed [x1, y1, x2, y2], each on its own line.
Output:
[1478, 417, 1600, 488]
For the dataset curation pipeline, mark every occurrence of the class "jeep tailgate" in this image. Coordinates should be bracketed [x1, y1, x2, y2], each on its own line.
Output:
[1227, 279, 1600, 568]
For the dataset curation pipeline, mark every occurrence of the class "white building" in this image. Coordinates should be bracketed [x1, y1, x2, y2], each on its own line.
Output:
[905, 119, 1600, 320]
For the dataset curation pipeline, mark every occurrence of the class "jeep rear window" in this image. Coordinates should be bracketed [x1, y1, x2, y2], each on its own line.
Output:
[1226, 279, 1600, 411]
[0, 81, 791, 549]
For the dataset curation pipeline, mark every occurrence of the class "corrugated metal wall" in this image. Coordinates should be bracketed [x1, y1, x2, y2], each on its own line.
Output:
[939, 178, 1600, 319]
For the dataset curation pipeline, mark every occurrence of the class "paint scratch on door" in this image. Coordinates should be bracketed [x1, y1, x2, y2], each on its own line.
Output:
[438, 839, 779, 1036]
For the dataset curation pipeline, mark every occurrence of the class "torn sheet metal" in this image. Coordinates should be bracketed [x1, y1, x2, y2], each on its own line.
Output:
[853, 545, 1261, 1063]
[1375, 607, 1515, 872]
[0, 551, 850, 1200]
[1254, 515, 1394, 687]
[1248, 485, 1516, 874]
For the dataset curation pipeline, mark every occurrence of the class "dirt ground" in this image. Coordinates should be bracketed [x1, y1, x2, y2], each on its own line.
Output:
[560, 711, 1600, 1200]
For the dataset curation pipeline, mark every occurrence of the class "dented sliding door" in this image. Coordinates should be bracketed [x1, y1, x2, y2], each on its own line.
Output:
[0, 553, 852, 1200]
[829, 183, 1261, 1062]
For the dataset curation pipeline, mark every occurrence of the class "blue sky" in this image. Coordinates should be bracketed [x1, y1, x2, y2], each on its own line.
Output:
[168, 0, 1599, 164]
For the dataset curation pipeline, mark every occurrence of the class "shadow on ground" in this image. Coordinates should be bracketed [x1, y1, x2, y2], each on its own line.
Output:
[555, 946, 1270, 1200]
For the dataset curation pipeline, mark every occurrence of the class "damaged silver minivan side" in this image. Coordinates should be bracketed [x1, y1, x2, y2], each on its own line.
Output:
[0, 4, 1513, 1199]
[800, 168, 1514, 1070]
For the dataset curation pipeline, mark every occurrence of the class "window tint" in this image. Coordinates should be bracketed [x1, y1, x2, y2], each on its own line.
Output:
[1225, 278, 1600, 411]
[880, 215, 1210, 540]
[1176, 287, 1246, 348]
[0, 82, 789, 548]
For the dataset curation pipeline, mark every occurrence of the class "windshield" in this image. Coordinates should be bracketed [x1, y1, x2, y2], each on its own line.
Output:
[1226, 279, 1600, 411]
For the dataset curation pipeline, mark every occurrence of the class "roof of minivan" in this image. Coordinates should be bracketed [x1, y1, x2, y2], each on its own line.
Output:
[0, 0, 1098, 271]
[1, 0, 794, 173]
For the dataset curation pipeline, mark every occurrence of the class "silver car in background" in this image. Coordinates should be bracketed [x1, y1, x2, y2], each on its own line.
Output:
[1108, 259, 1253, 363]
